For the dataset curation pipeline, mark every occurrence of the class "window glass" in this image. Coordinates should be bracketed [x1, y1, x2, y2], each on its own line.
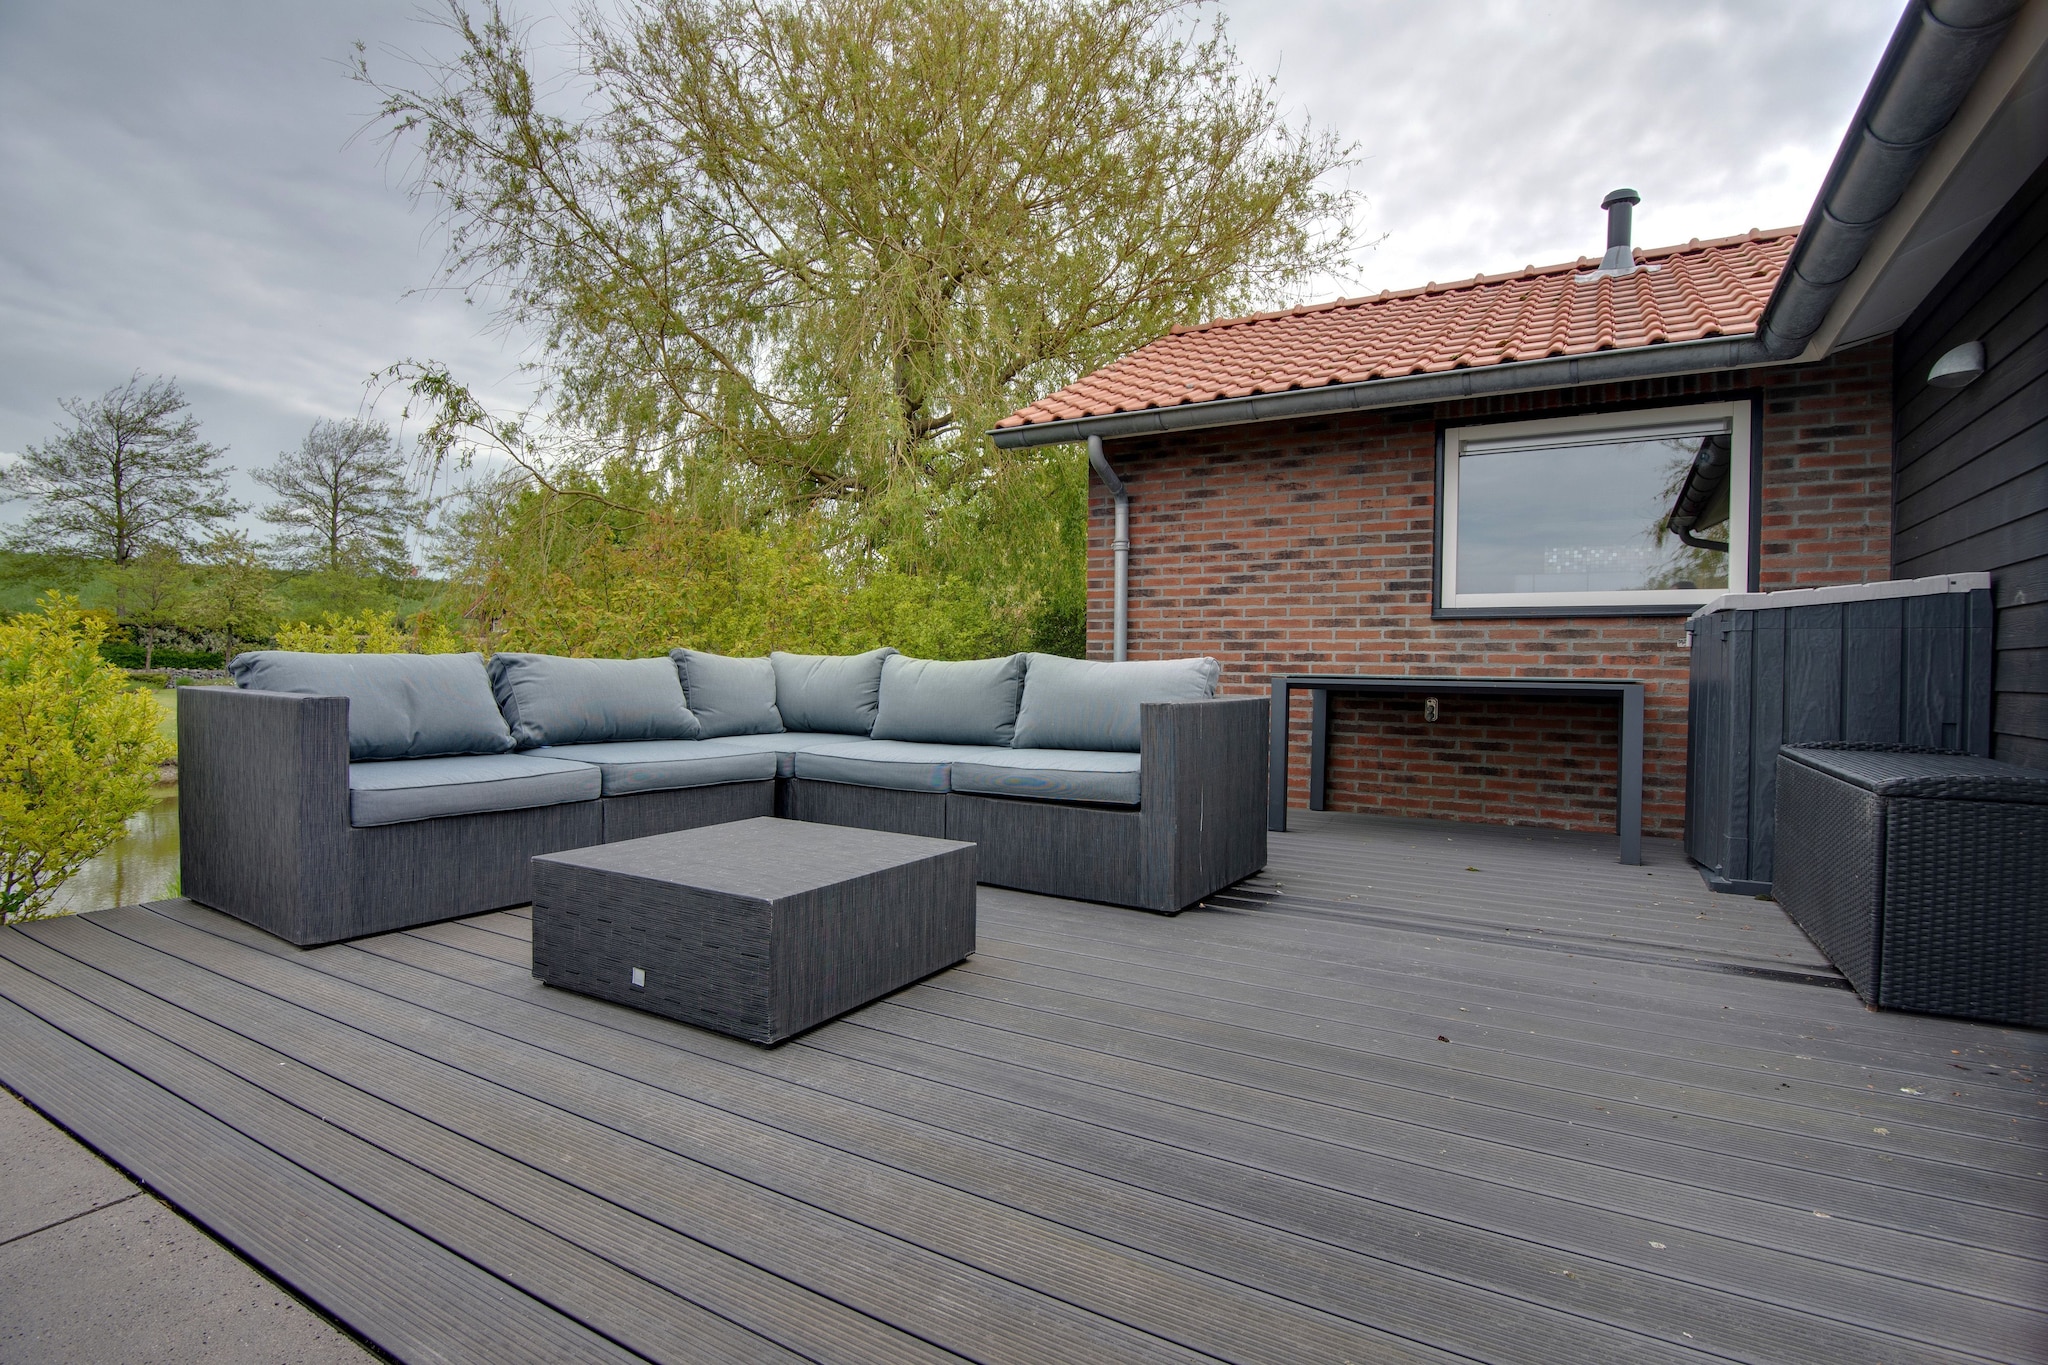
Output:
[1456, 430, 1730, 595]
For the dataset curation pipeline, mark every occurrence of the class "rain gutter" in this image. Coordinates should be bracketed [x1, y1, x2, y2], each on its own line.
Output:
[1756, 0, 2023, 359]
[990, 334, 1775, 450]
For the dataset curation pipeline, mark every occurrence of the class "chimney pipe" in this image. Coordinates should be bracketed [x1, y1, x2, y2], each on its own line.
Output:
[1599, 188, 1639, 274]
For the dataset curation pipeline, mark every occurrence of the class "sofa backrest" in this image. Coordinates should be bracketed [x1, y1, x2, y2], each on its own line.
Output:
[870, 654, 1027, 746]
[227, 650, 516, 762]
[1011, 654, 1220, 752]
[670, 649, 784, 738]
[487, 653, 702, 748]
[770, 648, 895, 735]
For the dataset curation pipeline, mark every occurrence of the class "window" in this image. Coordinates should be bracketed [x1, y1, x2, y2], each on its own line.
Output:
[1436, 401, 1753, 614]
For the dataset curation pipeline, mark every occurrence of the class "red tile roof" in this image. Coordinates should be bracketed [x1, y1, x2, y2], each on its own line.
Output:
[1000, 227, 1798, 429]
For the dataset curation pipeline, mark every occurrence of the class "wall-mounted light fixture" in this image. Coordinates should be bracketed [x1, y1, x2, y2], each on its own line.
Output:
[1424, 696, 1440, 723]
[1928, 340, 1987, 388]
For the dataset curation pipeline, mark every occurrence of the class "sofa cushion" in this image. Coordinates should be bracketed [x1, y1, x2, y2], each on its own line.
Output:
[670, 649, 783, 738]
[701, 731, 876, 779]
[535, 739, 778, 796]
[950, 748, 1142, 806]
[1011, 654, 1220, 752]
[230, 651, 515, 761]
[770, 648, 895, 735]
[347, 753, 598, 827]
[869, 654, 1027, 746]
[793, 740, 1014, 793]
[489, 653, 702, 748]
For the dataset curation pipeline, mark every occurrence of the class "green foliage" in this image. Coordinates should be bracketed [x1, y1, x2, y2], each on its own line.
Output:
[0, 594, 174, 923]
[3, 549, 448, 665]
[184, 532, 284, 656]
[275, 608, 466, 655]
[0, 373, 244, 563]
[365, 0, 1352, 658]
[97, 641, 223, 670]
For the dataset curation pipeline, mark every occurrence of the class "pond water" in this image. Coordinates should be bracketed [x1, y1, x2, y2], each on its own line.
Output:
[46, 785, 181, 915]
[44, 688, 183, 916]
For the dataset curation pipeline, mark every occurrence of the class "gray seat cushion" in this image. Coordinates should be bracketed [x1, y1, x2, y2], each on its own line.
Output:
[950, 748, 1142, 805]
[793, 740, 1014, 793]
[698, 730, 878, 778]
[231, 651, 515, 761]
[770, 648, 895, 735]
[536, 739, 778, 796]
[869, 654, 1027, 746]
[488, 653, 702, 748]
[1011, 654, 1220, 751]
[347, 753, 599, 827]
[671, 649, 783, 738]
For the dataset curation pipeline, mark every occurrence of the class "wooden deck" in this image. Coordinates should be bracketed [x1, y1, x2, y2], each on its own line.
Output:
[1, 812, 2041, 1364]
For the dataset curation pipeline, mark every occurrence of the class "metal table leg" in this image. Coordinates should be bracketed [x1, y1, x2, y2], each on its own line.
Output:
[1618, 684, 1644, 865]
[1268, 680, 1291, 832]
[1308, 688, 1329, 811]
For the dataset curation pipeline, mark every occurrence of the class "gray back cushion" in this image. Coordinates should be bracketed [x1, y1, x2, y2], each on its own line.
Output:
[1011, 653, 1220, 752]
[670, 649, 783, 738]
[228, 650, 515, 761]
[770, 647, 896, 735]
[870, 653, 1027, 746]
[487, 653, 702, 749]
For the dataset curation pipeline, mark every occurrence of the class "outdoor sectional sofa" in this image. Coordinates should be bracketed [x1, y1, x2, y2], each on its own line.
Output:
[179, 645, 1267, 945]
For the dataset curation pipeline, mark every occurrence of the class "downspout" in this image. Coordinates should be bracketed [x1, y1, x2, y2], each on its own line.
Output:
[1088, 434, 1130, 661]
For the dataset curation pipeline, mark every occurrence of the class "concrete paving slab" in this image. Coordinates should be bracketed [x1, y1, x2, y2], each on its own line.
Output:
[0, 1089, 137, 1243]
[0, 1094, 373, 1364]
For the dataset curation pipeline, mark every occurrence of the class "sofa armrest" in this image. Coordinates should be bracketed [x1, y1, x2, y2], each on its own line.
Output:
[1139, 696, 1269, 910]
[178, 687, 350, 941]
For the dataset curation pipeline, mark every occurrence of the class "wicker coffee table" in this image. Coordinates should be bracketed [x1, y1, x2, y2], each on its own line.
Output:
[531, 816, 977, 1043]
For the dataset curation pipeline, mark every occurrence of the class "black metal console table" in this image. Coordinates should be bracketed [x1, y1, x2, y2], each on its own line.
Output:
[1267, 675, 1646, 865]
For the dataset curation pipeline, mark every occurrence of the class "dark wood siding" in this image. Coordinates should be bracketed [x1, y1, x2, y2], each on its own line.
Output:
[1894, 156, 2048, 768]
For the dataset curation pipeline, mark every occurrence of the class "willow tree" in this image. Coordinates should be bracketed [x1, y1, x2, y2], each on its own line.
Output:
[363, 0, 1353, 645]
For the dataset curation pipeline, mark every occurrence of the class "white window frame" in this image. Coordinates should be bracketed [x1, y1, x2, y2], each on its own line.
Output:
[1437, 400, 1753, 614]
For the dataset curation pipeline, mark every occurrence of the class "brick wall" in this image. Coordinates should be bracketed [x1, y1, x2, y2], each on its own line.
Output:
[1088, 338, 1894, 836]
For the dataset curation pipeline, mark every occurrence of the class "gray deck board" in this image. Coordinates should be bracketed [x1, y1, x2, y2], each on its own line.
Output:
[1, 812, 2042, 1364]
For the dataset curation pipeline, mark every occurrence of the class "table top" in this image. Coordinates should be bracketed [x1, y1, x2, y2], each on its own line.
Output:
[1273, 674, 1642, 696]
[533, 816, 975, 900]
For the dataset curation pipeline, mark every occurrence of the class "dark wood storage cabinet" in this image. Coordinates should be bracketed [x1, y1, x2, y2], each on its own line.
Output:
[1684, 576, 1994, 893]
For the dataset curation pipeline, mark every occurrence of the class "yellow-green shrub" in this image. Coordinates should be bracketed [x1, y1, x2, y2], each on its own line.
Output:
[273, 608, 467, 655]
[0, 594, 174, 923]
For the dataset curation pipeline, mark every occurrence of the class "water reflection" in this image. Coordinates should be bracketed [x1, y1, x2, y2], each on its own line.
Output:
[44, 686, 183, 917]
[46, 785, 181, 915]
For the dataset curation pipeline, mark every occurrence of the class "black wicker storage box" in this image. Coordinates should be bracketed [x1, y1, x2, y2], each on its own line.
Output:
[1773, 744, 2047, 1027]
[532, 817, 976, 1043]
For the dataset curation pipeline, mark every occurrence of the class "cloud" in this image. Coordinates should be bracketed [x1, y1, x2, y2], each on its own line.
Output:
[0, 1, 537, 524]
[0, 0, 1900, 532]
[1217, 0, 1896, 298]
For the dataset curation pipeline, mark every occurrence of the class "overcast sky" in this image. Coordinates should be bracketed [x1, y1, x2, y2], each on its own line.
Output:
[0, 1, 1898, 534]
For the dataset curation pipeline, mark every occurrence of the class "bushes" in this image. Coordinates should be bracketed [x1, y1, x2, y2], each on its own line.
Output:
[273, 608, 466, 655]
[97, 639, 223, 670]
[0, 595, 174, 923]
[470, 520, 1026, 661]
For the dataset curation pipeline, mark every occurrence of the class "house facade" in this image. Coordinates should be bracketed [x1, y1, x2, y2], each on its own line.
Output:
[996, 0, 2046, 842]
